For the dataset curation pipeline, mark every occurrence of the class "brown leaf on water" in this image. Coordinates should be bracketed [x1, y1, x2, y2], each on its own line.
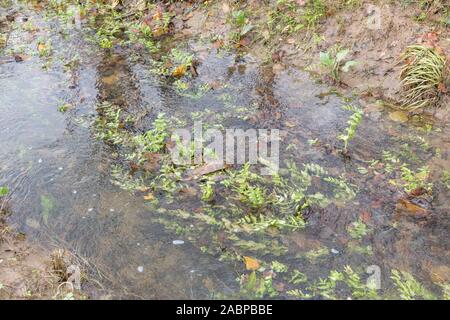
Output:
[14, 54, 31, 62]
[238, 37, 250, 47]
[360, 211, 371, 224]
[37, 42, 46, 53]
[285, 121, 296, 128]
[184, 161, 228, 180]
[395, 199, 428, 218]
[143, 192, 155, 201]
[179, 187, 198, 197]
[212, 39, 224, 49]
[142, 152, 162, 172]
[172, 64, 187, 77]
[243, 256, 260, 271]
[409, 187, 427, 197]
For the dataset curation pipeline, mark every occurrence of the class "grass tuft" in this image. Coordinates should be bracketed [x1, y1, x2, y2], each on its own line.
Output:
[399, 45, 447, 111]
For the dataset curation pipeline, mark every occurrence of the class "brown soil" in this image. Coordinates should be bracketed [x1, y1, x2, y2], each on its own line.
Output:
[0, 215, 87, 299]
[169, 0, 449, 118]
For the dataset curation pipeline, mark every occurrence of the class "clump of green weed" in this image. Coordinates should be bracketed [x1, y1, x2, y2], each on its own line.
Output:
[200, 179, 215, 202]
[399, 45, 447, 111]
[391, 269, 435, 300]
[347, 218, 370, 239]
[228, 9, 253, 44]
[319, 47, 357, 82]
[338, 105, 363, 154]
[94, 102, 127, 145]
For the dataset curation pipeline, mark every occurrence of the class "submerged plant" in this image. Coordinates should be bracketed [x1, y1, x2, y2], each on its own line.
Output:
[0, 187, 8, 197]
[200, 179, 215, 202]
[400, 165, 432, 193]
[391, 269, 435, 300]
[94, 102, 126, 145]
[347, 218, 370, 240]
[338, 105, 363, 154]
[399, 45, 447, 110]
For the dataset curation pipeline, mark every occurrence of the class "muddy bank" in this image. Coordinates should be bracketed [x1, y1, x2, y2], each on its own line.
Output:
[0, 210, 89, 299]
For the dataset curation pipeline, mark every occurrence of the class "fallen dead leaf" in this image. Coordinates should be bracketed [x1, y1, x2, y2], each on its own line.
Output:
[143, 192, 155, 201]
[395, 199, 428, 218]
[184, 161, 228, 180]
[37, 42, 46, 53]
[243, 256, 260, 271]
[172, 64, 187, 77]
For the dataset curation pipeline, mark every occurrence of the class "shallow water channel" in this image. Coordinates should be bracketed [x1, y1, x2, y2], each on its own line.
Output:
[0, 2, 449, 299]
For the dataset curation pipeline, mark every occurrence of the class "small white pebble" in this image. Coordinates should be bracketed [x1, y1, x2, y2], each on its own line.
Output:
[173, 240, 184, 245]
[58, 167, 63, 171]
[38, 159, 42, 163]
[137, 243, 140, 246]
[137, 266, 144, 273]
[88, 208, 94, 212]
[72, 190, 77, 194]
[331, 248, 339, 254]
[109, 208, 115, 212]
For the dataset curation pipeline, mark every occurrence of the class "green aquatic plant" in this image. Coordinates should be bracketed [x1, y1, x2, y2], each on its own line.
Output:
[343, 266, 379, 299]
[271, 261, 288, 273]
[242, 186, 266, 208]
[380, 151, 433, 193]
[58, 103, 71, 113]
[238, 271, 278, 299]
[37, 38, 52, 57]
[319, 47, 357, 82]
[239, 214, 305, 233]
[338, 105, 363, 154]
[200, 179, 215, 202]
[312, 270, 344, 300]
[95, 8, 123, 49]
[40, 194, 54, 224]
[441, 170, 450, 190]
[129, 113, 169, 162]
[391, 269, 435, 300]
[222, 163, 267, 208]
[304, 247, 329, 263]
[323, 176, 357, 201]
[94, 102, 127, 145]
[347, 218, 370, 240]
[400, 45, 447, 110]
[110, 165, 146, 191]
[289, 270, 308, 285]
[400, 165, 432, 193]
[347, 243, 373, 256]
[0, 187, 8, 197]
[126, 22, 158, 52]
[151, 48, 194, 77]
